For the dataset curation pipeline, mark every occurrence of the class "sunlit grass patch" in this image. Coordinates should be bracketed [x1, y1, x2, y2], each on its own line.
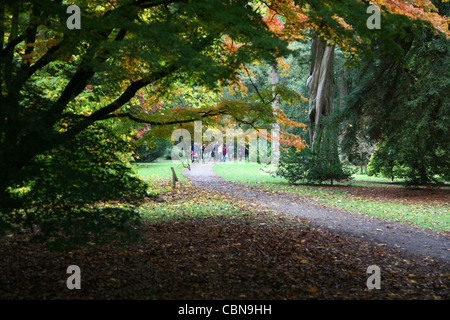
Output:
[133, 161, 188, 195]
[250, 182, 449, 232]
[213, 162, 449, 233]
[133, 160, 186, 181]
[139, 199, 253, 223]
[213, 162, 286, 184]
[317, 190, 449, 233]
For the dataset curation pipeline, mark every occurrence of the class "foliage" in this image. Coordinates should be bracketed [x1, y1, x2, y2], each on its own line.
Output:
[1, 124, 149, 249]
[277, 147, 354, 185]
[340, 2, 450, 185]
[134, 137, 171, 163]
[0, 0, 294, 246]
[0, 0, 292, 191]
[265, 0, 448, 64]
[231, 42, 311, 144]
[367, 140, 409, 182]
[277, 115, 354, 185]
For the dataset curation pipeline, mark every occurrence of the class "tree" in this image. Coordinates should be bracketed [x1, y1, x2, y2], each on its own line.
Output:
[340, 1, 449, 185]
[0, 0, 292, 196]
[276, 117, 354, 185]
[306, 36, 335, 151]
[271, 0, 448, 186]
[0, 0, 293, 246]
[262, 0, 447, 174]
[2, 123, 149, 249]
[303, 0, 448, 152]
[2, 1, 445, 190]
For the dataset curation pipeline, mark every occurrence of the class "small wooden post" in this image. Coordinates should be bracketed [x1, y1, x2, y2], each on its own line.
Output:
[171, 167, 178, 188]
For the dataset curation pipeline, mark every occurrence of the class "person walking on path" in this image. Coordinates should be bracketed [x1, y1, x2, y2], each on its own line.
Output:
[201, 144, 206, 162]
[238, 146, 244, 162]
[227, 144, 233, 161]
[218, 144, 223, 162]
[222, 144, 227, 162]
[211, 144, 216, 162]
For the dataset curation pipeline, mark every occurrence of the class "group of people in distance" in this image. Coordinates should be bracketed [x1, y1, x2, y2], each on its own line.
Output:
[191, 142, 246, 163]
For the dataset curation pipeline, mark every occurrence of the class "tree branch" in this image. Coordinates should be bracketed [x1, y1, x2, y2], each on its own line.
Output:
[0, 35, 25, 58]
[132, 0, 188, 9]
[242, 64, 267, 104]
[87, 79, 151, 121]
[22, 40, 64, 83]
[100, 104, 228, 124]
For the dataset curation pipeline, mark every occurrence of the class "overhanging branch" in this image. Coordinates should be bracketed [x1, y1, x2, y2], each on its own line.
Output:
[100, 107, 228, 125]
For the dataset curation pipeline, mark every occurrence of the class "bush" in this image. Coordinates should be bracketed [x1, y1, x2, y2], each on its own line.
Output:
[277, 147, 354, 185]
[0, 125, 149, 250]
[367, 142, 408, 182]
[134, 138, 171, 163]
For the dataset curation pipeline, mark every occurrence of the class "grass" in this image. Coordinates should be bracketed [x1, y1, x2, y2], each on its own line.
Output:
[139, 198, 251, 223]
[132, 159, 188, 195]
[213, 161, 285, 184]
[129, 161, 448, 232]
[352, 172, 398, 182]
[133, 160, 186, 181]
[213, 162, 449, 233]
[2, 163, 449, 300]
[213, 161, 401, 186]
[133, 160, 258, 224]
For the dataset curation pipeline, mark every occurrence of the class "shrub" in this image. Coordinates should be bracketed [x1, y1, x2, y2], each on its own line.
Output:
[0, 125, 149, 250]
[277, 147, 354, 185]
[135, 138, 171, 163]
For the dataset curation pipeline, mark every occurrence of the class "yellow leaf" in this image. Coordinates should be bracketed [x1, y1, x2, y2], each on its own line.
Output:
[306, 286, 317, 293]
[296, 257, 309, 264]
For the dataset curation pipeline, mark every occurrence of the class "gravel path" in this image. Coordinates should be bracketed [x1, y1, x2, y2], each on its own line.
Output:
[183, 163, 450, 263]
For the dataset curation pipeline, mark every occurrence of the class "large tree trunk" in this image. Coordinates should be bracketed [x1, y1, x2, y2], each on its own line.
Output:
[270, 64, 280, 164]
[271, 64, 280, 109]
[306, 37, 335, 151]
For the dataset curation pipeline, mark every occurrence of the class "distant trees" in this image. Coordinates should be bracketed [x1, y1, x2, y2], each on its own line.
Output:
[134, 138, 171, 163]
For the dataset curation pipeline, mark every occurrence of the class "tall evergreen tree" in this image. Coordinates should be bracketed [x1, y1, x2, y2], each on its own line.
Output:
[340, 2, 449, 185]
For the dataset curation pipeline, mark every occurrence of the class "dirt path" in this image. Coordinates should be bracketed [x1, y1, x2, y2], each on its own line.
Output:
[183, 163, 450, 263]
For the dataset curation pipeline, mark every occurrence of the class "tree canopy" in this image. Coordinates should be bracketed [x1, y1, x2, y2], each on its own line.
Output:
[339, 1, 449, 185]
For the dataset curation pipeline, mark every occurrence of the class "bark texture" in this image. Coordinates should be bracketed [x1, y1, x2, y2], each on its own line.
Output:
[271, 64, 280, 164]
[306, 37, 335, 151]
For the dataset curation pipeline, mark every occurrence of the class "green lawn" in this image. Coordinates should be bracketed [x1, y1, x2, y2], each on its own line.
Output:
[213, 162, 449, 233]
[132, 160, 187, 195]
[352, 172, 400, 183]
[213, 161, 402, 186]
[132, 161, 262, 225]
[213, 162, 286, 184]
[133, 160, 186, 181]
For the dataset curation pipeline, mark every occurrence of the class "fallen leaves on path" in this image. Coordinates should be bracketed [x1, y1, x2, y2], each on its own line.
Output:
[0, 183, 448, 300]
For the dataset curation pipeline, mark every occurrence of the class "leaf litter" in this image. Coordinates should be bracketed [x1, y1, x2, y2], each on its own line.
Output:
[0, 181, 448, 299]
